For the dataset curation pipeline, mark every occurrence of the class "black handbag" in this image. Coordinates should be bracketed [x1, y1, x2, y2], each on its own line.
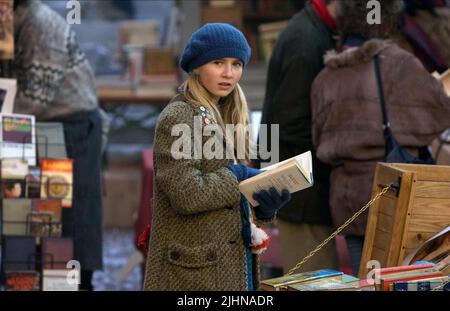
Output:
[373, 55, 435, 164]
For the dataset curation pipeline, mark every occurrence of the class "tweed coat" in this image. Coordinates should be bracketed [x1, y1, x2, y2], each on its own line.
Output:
[311, 39, 450, 236]
[143, 95, 264, 291]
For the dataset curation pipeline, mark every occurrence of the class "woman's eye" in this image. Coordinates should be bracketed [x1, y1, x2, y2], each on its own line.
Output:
[214, 61, 223, 65]
[233, 62, 243, 67]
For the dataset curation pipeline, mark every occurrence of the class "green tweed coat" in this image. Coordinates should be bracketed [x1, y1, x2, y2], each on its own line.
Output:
[143, 96, 263, 291]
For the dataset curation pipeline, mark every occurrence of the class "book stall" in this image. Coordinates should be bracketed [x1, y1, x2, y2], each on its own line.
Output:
[259, 162, 450, 291]
[0, 85, 76, 291]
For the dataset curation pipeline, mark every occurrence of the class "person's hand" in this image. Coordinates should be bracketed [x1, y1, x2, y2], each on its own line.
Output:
[227, 164, 262, 183]
[252, 187, 291, 220]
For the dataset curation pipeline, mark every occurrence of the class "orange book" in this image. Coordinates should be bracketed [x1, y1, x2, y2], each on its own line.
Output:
[40, 159, 73, 208]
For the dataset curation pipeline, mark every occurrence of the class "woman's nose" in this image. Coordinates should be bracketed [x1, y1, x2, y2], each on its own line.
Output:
[221, 64, 233, 78]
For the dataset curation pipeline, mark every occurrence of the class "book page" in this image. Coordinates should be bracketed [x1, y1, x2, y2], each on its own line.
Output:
[240, 161, 312, 206]
[261, 150, 312, 183]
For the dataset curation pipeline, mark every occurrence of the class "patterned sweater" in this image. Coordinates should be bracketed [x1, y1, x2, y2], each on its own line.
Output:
[12, 0, 98, 120]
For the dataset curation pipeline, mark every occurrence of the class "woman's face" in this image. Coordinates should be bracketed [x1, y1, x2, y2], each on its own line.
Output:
[197, 58, 243, 98]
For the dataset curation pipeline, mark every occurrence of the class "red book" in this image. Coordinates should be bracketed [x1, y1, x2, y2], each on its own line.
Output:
[376, 263, 434, 275]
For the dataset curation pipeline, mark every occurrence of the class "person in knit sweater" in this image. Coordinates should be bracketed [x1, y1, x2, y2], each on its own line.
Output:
[5, 0, 109, 290]
[143, 23, 290, 291]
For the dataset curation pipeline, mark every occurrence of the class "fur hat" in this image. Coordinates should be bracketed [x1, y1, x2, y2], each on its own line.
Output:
[336, 0, 404, 39]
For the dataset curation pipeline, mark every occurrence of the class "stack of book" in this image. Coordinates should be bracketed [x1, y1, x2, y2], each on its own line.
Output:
[260, 262, 449, 291]
[374, 262, 449, 291]
[260, 269, 376, 291]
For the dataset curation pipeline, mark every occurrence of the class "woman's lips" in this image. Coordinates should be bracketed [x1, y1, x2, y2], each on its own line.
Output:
[218, 82, 231, 90]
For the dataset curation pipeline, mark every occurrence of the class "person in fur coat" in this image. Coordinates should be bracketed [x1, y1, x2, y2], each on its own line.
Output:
[311, 0, 450, 275]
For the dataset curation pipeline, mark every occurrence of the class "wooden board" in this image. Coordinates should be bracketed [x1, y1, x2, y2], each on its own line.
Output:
[359, 163, 450, 279]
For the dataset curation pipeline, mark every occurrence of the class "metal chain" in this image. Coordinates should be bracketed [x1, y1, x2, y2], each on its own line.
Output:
[285, 185, 392, 276]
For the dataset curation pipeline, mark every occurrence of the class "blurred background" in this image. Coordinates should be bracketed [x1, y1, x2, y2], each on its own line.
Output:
[40, 0, 450, 290]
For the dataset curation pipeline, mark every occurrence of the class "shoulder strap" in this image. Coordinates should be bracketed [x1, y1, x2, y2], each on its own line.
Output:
[373, 54, 390, 139]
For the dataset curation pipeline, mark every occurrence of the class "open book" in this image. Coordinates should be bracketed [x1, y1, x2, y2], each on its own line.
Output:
[432, 68, 450, 96]
[239, 151, 313, 206]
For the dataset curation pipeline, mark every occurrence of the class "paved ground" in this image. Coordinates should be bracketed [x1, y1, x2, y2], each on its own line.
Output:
[92, 229, 143, 291]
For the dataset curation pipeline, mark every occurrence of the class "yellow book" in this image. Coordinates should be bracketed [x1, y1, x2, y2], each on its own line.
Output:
[239, 151, 313, 206]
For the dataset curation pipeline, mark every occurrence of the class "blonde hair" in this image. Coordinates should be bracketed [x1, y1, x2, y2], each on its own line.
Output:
[183, 73, 254, 164]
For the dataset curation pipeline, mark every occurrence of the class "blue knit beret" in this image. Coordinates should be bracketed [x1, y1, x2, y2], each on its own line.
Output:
[180, 23, 251, 74]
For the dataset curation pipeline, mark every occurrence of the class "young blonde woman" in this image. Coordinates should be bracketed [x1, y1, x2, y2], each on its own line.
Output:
[143, 23, 290, 291]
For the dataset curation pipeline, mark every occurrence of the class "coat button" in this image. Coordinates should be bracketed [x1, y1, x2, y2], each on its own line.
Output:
[226, 206, 233, 210]
[206, 250, 217, 261]
[170, 250, 181, 261]
[229, 240, 236, 244]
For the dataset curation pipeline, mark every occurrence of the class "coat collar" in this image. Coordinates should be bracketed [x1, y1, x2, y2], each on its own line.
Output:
[305, 2, 337, 37]
[324, 39, 392, 69]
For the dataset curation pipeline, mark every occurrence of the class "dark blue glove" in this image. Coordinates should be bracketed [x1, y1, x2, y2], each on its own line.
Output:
[227, 164, 261, 183]
[252, 187, 291, 220]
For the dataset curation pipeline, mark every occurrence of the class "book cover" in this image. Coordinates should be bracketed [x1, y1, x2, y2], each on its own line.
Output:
[1, 158, 28, 179]
[239, 151, 313, 206]
[5, 271, 40, 291]
[381, 270, 444, 291]
[1, 235, 36, 271]
[41, 237, 74, 269]
[2, 198, 32, 235]
[287, 277, 358, 291]
[28, 212, 53, 237]
[35, 122, 67, 160]
[393, 276, 450, 291]
[0, 113, 36, 166]
[377, 262, 435, 275]
[1, 178, 26, 198]
[260, 269, 343, 291]
[30, 199, 62, 237]
[25, 166, 41, 198]
[40, 159, 73, 208]
[42, 269, 79, 291]
[1, 158, 28, 199]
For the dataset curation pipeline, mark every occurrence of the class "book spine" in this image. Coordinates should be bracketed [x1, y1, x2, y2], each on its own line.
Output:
[378, 263, 434, 275]
[382, 273, 444, 291]
[393, 280, 450, 291]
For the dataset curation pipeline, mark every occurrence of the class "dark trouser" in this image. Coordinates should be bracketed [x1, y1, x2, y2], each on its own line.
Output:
[61, 109, 103, 284]
[80, 270, 94, 291]
[345, 235, 365, 276]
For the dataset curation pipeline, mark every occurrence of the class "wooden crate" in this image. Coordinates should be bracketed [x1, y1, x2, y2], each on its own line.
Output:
[359, 163, 450, 278]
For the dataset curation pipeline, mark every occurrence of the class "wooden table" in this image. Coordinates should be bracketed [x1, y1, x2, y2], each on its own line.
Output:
[96, 75, 178, 106]
[95, 75, 179, 132]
